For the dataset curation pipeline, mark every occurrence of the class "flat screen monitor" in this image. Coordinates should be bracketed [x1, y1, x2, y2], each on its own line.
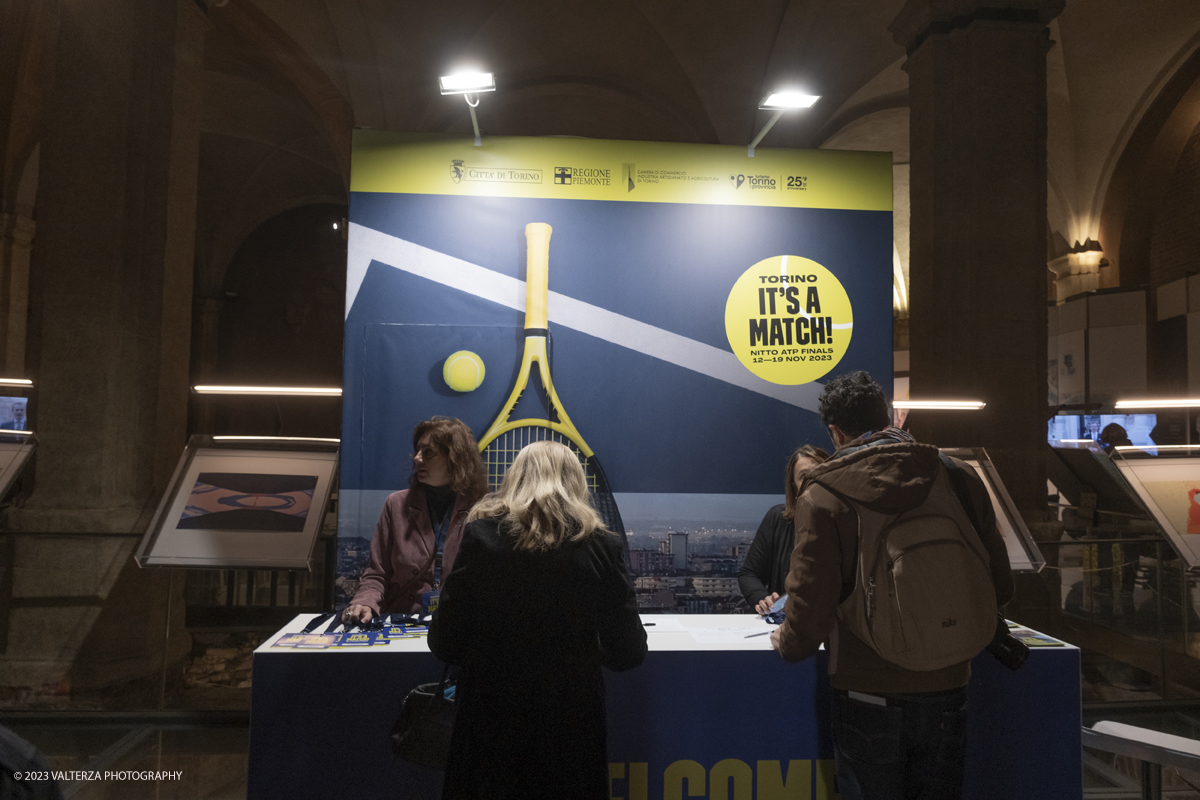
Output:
[1048, 413, 1156, 448]
[0, 397, 29, 432]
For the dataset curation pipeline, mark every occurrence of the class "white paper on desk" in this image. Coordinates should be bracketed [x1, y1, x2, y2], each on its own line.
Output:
[639, 617, 687, 632]
[688, 627, 777, 645]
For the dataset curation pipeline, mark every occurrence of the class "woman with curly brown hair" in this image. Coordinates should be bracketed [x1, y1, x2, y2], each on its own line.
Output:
[738, 443, 830, 615]
[342, 416, 488, 623]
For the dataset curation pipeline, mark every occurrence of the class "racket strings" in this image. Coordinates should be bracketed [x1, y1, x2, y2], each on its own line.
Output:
[481, 427, 598, 493]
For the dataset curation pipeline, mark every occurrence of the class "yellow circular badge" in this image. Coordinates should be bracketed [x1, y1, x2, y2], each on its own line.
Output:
[724, 255, 853, 385]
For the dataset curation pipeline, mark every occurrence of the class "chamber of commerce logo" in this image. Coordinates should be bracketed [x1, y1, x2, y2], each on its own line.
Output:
[729, 173, 745, 189]
[623, 163, 636, 192]
[450, 160, 465, 183]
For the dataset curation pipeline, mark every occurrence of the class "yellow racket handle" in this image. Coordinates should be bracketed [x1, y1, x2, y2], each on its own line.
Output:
[524, 223, 552, 330]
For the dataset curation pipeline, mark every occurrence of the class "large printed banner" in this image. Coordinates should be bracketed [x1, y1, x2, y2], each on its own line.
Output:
[340, 131, 892, 602]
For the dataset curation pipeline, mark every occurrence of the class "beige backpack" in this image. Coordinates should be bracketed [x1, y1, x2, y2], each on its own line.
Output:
[816, 456, 997, 672]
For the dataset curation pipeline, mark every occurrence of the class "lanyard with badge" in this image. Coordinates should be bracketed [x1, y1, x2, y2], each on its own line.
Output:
[421, 504, 453, 614]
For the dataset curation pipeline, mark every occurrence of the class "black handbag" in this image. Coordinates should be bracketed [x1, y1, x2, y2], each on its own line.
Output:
[390, 665, 456, 769]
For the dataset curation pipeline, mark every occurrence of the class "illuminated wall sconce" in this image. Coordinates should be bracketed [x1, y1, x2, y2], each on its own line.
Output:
[748, 91, 820, 157]
[439, 71, 496, 147]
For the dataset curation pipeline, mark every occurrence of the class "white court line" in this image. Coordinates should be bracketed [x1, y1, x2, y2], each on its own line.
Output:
[346, 223, 823, 411]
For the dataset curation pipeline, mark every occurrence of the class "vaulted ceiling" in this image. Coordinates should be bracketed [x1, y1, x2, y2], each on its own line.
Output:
[194, 0, 1200, 306]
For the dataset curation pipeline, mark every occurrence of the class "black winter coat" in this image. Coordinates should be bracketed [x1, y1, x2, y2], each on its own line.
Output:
[427, 517, 647, 800]
[737, 504, 793, 608]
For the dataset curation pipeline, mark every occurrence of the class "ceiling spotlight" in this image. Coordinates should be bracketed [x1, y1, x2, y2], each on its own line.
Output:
[439, 71, 496, 147]
[438, 72, 496, 95]
[748, 90, 820, 158]
[760, 91, 821, 110]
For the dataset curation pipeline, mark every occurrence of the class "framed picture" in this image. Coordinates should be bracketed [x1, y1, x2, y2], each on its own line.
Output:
[1112, 445, 1200, 569]
[940, 448, 1045, 573]
[136, 435, 339, 569]
[0, 430, 35, 504]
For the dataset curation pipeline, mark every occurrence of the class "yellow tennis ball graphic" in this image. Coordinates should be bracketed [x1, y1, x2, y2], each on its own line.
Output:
[443, 350, 485, 392]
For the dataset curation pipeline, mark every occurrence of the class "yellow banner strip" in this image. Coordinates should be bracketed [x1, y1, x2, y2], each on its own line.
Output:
[351, 131, 893, 212]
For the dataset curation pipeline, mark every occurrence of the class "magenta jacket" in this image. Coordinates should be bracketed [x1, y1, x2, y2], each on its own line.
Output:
[350, 486, 476, 615]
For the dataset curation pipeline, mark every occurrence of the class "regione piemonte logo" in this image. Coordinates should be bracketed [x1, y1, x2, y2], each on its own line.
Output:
[554, 166, 611, 186]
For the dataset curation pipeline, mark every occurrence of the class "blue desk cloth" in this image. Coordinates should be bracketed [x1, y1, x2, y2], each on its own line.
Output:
[248, 615, 1081, 799]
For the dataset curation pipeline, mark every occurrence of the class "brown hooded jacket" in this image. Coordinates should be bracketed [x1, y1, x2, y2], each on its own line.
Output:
[776, 432, 1014, 693]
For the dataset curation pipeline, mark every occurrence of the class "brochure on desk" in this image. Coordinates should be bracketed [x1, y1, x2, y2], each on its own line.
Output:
[341, 132, 894, 603]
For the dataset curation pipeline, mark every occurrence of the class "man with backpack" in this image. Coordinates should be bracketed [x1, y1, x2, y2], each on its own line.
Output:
[771, 371, 1013, 800]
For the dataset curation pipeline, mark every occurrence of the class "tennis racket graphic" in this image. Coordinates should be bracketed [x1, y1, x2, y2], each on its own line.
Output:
[477, 223, 629, 558]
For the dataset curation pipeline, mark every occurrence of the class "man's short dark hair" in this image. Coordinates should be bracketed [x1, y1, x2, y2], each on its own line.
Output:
[818, 371, 891, 438]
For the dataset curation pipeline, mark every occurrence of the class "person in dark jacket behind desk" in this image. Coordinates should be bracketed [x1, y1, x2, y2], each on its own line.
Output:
[739, 444, 829, 615]
[428, 440, 647, 800]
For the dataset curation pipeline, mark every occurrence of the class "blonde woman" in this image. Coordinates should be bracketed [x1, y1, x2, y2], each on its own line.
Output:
[428, 441, 646, 800]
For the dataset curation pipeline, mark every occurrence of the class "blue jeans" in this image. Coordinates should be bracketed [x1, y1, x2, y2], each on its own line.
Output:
[831, 687, 968, 800]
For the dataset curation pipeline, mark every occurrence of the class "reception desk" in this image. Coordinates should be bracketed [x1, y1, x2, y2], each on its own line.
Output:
[248, 614, 1081, 799]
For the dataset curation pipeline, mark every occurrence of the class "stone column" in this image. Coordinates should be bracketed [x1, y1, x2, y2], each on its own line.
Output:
[891, 0, 1064, 519]
[0, 0, 205, 696]
[0, 211, 33, 375]
[18, 0, 205, 532]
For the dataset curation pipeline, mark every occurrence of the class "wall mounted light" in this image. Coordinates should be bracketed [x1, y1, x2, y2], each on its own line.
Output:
[0, 378, 32, 387]
[192, 386, 342, 397]
[1115, 398, 1200, 409]
[439, 71, 496, 147]
[213, 435, 341, 443]
[892, 400, 986, 410]
[748, 91, 820, 157]
[1114, 444, 1198, 452]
